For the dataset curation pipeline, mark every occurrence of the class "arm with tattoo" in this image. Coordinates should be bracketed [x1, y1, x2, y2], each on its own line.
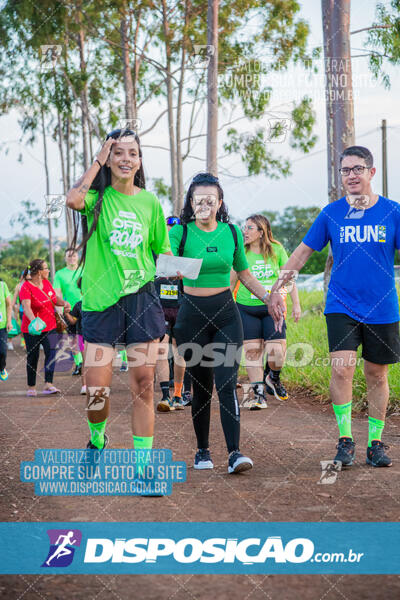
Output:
[66, 137, 115, 211]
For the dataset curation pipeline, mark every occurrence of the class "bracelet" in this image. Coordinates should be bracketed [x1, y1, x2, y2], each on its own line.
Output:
[262, 290, 269, 302]
[95, 158, 103, 169]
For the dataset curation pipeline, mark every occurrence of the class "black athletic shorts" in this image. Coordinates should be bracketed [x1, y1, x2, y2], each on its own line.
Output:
[237, 303, 286, 341]
[326, 312, 400, 364]
[82, 281, 166, 346]
[163, 306, 179, 338]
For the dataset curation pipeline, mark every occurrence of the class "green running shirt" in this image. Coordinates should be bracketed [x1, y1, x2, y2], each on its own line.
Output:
[169, 221, 248, 287]
[0, 281, 10, 329]
[235, 245, 289, 306]
[79, 186, 170, 311]
[53, 266, 83, 309]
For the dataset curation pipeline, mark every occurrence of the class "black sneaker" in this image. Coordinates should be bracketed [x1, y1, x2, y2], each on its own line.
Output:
[265, 374, 288, 400]
[228, 450, 253, 474]
[194, 448, 213, 470]
[182, 391, 192, 406]
[334, 436, 355, 467]
[366, 441, 392, 467]
[72, 363, 82, 376]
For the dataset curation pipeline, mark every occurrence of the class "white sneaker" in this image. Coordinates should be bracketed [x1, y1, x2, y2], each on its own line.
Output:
[80, 385, 87, 395]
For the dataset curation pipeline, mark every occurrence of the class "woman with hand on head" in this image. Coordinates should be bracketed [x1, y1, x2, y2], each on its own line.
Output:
[170, 173, 277, 474]
[232, 214, 301, 409]
[20, 259, 70, 396]
[66, 129, 171, 453]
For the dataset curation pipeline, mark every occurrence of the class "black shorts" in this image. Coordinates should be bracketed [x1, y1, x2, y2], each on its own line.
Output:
[326, 312, 400, 364]
[237, 303, 286, 341]
[82, 282, 166, 346]
[163, 306, 179, 338]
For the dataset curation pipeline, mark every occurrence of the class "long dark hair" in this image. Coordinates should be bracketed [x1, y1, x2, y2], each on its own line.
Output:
[22, 259, 45, 279]
[72, 128, 146, 265]
[180, 172, 230, 224]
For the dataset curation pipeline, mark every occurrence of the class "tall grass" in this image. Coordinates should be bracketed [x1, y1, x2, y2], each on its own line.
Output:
[239, 290, 400, 410]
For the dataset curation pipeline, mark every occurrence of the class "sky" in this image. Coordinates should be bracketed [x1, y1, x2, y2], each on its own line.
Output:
[0, 0, 398, 240]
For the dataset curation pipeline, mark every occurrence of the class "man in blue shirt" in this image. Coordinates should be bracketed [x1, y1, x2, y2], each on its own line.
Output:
[269, 146, 400, 468]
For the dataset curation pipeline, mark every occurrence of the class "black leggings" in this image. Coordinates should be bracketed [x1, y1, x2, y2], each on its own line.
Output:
[23, 330, 57, 387]
[0, 328, 7, 371]
[174, 290, 243, 453]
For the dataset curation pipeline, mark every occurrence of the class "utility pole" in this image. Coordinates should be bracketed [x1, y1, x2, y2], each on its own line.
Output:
[382, 119, 388, 197]
[206, 0, 218, 175]
[321, 0, 355, 292]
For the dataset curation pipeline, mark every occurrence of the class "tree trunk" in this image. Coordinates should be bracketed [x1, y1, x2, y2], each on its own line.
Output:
[56, 111, 73, 246]
[321, 0, 354, 294]
[175, 0, 189, 214]
[161, 0, 178, 211]
[77, 16, 90, 170]
[121, 4, 136, 122]
[65, 117, 74, 247]
[206, 0, 219, 175]
[41, 108, 55, 281]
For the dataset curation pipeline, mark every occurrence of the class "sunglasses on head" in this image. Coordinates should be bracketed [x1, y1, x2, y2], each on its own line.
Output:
[106, 128, 138, 140]
[167, 217, 180, 226]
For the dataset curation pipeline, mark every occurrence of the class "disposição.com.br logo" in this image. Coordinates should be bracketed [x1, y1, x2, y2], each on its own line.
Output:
[41, 529, 82, 567]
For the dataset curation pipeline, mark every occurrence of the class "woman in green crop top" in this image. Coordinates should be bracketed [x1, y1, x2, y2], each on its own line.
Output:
[232, 214, 301, 408]
[170, 172, 275, 474]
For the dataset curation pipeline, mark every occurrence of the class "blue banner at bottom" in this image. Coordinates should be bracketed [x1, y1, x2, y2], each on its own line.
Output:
[1, 522, 399, 574]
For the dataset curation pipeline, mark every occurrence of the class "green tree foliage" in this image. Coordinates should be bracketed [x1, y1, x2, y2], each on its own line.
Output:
[364, 0, 400, 89]
[258, 205, 328, 273]
[0, 236, 64, 289]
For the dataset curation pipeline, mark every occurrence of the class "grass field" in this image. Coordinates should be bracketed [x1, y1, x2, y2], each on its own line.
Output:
[240, 290, 400, 411]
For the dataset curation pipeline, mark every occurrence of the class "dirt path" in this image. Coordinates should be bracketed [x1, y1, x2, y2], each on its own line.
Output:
[1, 345, 400, 599]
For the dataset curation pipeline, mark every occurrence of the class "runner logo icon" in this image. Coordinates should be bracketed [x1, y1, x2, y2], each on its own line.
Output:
[41, 529, 82, 567]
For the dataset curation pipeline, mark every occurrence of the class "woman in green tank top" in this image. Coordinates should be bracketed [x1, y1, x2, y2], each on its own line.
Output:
[232, 214, 301, 407]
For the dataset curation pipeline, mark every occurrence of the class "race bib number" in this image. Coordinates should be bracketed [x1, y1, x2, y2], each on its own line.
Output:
[160, 284, 178, 299]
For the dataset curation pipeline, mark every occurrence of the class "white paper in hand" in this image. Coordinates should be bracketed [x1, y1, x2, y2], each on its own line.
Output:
[156, 254, 202, 280]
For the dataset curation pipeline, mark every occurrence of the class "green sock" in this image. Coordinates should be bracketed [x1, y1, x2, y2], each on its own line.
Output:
[120, 350, 128, 363]
[133, 435, 153, 477]
[332, 402, 352, 439]
[88, 419, 107, 449]
[73, 352, 83, 366]
[368, 416, 385, 447]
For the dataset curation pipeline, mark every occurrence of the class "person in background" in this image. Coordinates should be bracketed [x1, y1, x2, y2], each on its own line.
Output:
[0, 279, 12, 381]
[12, 271, 30, 348]
[155, 216, 192, 412]
[20, 259, 70, 396]
[64, 278, 86, 395]
[53, 248, 83, 376]
[232, 214, 301, 408]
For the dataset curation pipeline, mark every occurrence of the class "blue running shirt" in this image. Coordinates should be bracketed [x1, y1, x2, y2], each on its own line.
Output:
[302, 196, 400, 324]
